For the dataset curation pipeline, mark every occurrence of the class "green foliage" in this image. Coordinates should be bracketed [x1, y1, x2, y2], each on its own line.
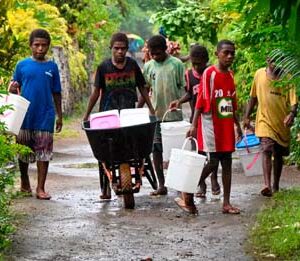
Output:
[250, 188, 300, 259]
[119, 0, 177, 39]
[0, 103, 31, 253]
[43, 0, 120, 67]
[286, 117, 300, 165]
[151, 0, 222, 45]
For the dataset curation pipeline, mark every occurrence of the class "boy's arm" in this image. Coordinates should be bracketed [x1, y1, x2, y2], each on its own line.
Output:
[284, 103, 298, 127]
[243, 96, 257, 129]
[83, 87, 101, 121]
[186, 108, 201, 138]
[138, 85, 155, 115]
[53, 92, 63, 133]
[233, 111, 242, 141]
[169, 92, 192, 110]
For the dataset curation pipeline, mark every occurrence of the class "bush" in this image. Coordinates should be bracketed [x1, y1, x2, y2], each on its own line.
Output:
[0, 100, 30, 255]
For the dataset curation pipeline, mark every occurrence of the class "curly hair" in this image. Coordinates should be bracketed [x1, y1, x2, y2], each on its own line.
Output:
[147, 35, 167, 51]
[29, 29, 51, 45]
[190, 45, 209, 62]
[110, 32, 129, 48]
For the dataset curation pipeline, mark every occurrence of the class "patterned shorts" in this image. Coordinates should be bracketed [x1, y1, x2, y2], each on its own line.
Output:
[17, 129, 53, 163]
[260, 137, 289, 157]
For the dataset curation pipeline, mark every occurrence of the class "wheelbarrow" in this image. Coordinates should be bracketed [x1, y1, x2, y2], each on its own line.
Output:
[82, 116, 158, 209]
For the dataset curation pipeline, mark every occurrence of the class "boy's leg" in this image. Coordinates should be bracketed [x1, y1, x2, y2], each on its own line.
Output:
[272, 143, 287, 192]
[272, 154, 283, 192]
[18, 159, 31, 192]
[220, 155, 232, 207]
[32, 130, 53, 199]
[196, 155, 219, 197]
[174, 192, 197, 214]
[150, 122, 167, 196]
[151, 150, 167, 195]
[98, 162, 111, 199]
[36, 161, 51, 199]
[220, 154, 239, 214]
[260, 138, 274, 196]
[16, 129, 33, 194]
[210, 167, 220, 195]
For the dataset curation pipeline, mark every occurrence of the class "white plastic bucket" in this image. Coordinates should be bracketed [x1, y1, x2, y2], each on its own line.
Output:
[236, 145, 263, 176]
[120, 108, 150, 127]
[0, 93, 30, 135]
[161, 109, 191, 161]
[165, 138, 206, 193]
[90, 110, 120, 129]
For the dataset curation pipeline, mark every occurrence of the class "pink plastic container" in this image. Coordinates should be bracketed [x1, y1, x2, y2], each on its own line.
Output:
[89, 110, 120, 129]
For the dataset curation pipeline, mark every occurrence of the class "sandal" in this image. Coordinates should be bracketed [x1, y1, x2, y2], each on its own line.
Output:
[212, 188, 221, 196]
[174, 197, 198, 215]
[36, 192, 51, 200]
[222, 205, 240, 214]
[150, 187, 168, 196]
[20, 188, 33, 197]
[99, 194, 112, 200]
[261, 187, 272, 197]
[195, 183, 206, 198]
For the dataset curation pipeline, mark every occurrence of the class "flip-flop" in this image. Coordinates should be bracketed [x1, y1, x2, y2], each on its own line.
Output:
[20, 188, 33, 197]
[174, 197, 198, 215]
[222, 205, 240, 214]
[99, 194, 111, 200]
[261, 187, 272, 197]
[150, 187, 168, 196]
[196, 182, 206, 198]
[212, 188, 221, 195]
[195, 192, 206, 198]
[36, 192, 51, 200]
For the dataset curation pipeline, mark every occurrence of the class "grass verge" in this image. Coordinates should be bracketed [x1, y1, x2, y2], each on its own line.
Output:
[249, 188, 300, 260]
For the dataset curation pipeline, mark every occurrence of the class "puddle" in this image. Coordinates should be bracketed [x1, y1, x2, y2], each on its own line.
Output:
[62, 162, 99, 169]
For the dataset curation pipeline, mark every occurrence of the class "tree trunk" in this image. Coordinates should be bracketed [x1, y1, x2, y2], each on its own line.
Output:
[86, 32, 95, 94]
[52, 46, 73, 115]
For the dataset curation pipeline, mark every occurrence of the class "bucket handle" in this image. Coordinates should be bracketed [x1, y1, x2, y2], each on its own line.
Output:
[6, 81, 20, 102]
[242, 129, 251, 153]
[181, 137, 198, 152]
[161, 108, 181, 122]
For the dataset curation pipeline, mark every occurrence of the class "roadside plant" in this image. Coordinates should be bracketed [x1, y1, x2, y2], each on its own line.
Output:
[0, 100, 31, 254]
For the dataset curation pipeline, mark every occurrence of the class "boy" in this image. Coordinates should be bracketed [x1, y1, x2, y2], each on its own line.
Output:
[169, 44, 220, 197]
[9, 29, 63, 200]
[243, 54, 298, 197]
[83, 32, 154, 199]
[175, 40, 242, 214]
[140, 35, 186, 196]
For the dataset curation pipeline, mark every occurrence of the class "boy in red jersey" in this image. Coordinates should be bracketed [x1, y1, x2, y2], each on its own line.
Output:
[175, 40, 242, 215]
[169, 44, 220, 197]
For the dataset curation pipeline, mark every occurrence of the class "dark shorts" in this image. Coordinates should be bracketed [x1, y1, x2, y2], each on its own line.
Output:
[153, 121, 163, 153]
[260, 137, 289, 156]
[17, 129, 53, 163]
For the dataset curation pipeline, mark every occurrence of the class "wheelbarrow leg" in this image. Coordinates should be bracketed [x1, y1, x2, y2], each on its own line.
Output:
[144, 156, 158, 190]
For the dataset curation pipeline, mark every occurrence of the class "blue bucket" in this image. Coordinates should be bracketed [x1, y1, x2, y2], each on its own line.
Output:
[236, 134, 260, 149]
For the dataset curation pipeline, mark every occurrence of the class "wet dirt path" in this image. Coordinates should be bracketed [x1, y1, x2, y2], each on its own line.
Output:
[5, 121, 300, 261]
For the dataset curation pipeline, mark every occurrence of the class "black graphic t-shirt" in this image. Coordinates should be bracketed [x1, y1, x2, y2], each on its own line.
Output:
[94, 57, 146, 111]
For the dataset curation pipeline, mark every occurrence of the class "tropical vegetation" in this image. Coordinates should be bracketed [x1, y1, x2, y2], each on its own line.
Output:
[0, 0, 300, 258]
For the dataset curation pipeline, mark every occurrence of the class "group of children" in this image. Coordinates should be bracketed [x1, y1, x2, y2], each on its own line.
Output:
[9, 29, 297, 216]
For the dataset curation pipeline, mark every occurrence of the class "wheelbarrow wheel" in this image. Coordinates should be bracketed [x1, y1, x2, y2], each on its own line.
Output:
[120, 163, 135, 209]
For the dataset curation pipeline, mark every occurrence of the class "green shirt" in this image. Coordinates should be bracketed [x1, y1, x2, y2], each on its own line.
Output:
[143, 55, 185, 121]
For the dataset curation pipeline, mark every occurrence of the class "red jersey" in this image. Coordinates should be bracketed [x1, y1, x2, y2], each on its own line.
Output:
[195, 65, 237, 152]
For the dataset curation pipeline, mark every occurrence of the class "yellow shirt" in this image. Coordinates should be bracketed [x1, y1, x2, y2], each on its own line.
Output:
[250, 68, 298, 147]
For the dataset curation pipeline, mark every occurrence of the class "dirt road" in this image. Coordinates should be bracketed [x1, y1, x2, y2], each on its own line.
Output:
[5, 120, 300, 261]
